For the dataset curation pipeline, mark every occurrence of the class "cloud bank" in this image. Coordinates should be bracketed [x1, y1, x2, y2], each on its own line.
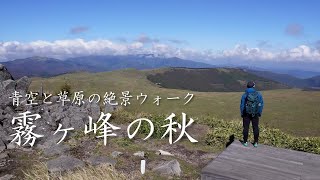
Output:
[0, 38, 320, 63]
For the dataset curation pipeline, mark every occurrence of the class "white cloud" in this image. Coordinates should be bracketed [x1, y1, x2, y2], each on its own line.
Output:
[221, 44, 275, 60]
[0, 39, 146, 60]
[0, 39, 320, 62]
[219, 44, 320, 62]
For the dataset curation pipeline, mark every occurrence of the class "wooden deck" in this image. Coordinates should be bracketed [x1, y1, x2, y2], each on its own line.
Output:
[201, 140, 320, 180]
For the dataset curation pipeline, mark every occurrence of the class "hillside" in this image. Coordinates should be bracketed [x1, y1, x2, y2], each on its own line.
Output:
[248, 70, 308, 88]
[306, 75, 320, 88]
[248, 69, 320, 89]
[147, 68, 289, 92]
[29, 68, 320, 136]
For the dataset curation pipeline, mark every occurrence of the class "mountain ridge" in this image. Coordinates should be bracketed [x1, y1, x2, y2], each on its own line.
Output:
[3, 55, 215, 79]
[2, 55, 320, 89]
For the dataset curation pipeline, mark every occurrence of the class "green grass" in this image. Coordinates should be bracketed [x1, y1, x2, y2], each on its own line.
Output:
[203, 117, 320, 154]
[29, 68, 320, 137]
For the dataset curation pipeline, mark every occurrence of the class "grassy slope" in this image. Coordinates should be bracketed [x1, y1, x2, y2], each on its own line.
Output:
[29, 68, 320, 136]
[147, 68, 289, 92]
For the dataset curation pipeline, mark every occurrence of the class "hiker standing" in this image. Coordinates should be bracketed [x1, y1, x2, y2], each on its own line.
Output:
[240, 81, 264, 147]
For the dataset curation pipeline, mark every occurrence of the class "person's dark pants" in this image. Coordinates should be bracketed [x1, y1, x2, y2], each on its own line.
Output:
[243, 115, 259, 143]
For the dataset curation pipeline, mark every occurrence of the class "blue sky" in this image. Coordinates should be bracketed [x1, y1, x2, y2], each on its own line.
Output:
[0, 0, 320, 63]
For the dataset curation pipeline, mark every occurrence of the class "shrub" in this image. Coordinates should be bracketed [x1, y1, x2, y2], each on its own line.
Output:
[135, 114, 168, 139]
[60, 82, 72, 94]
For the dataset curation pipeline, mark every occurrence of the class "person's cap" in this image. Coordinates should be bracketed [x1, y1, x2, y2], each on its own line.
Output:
[247, 81, 255, 88]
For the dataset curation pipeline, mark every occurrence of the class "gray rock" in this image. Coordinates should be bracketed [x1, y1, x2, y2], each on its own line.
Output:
[133, 151, 144, 158]
[153, 159, 181, 177]
[20, 99, 101, 147]
[68, 115, 85, 130]
[39, 100, 101, 132]
[15, 76, 31, 92]
[0, 174, 15, 180]
[85, 156, 116, 166]
[3, 106, 13, 115]
[0, 160, 6, 168]
[37, 135, 63, 150]
[50, 96, 60, 103]
[0, 140, 6, 153]
[47, 156, 85, 173]
[83, 100, 101, 121]
[43, 144, 70, 157]
[0, 127, 6, 141]
[1, 80, 15, 91]
[6, 143, 18, 150]
[104, 103, 117, 113]
[156, 150, 174, 156]
[4, 142, 33, 151]
[0, 74, 30, 108]
[20, 147, 33, 152]
[0, 64, 13, 82]
[111, 151, 123, 158]
[0, 152, 8, 159]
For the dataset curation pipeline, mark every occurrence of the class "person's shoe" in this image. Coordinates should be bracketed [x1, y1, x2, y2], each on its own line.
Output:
[242, 142, 248, 147]
[253, 142, 258, 148]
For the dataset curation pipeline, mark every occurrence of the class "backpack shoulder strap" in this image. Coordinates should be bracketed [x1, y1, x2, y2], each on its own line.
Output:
[244, 92, 249, 104]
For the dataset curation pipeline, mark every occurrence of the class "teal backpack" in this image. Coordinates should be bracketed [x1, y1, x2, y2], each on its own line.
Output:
[245, 91, 260, 117]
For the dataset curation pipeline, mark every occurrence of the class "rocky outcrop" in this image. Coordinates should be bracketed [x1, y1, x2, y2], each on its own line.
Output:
[0, 63, 110, 178]
[0, 77, 30, 108]
[0, 64, 29, 101]
[0, 63, 101, 150]
[0, 64, 13, 82]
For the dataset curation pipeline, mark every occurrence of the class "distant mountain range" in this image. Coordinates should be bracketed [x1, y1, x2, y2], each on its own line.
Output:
[2, 55, 320, 89]
[3, 55, 214, 79]
[247, 70, 320, 89]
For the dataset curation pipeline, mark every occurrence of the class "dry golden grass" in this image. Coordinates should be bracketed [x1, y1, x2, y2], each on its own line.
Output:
[23, 162, 138, 180]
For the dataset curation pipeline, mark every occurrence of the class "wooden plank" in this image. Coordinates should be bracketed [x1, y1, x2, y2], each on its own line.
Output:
[203, 158, 300, 180]
[202, 140, 320, 180]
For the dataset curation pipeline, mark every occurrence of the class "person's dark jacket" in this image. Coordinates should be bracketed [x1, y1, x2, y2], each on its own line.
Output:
[240, 88, 264, 117]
